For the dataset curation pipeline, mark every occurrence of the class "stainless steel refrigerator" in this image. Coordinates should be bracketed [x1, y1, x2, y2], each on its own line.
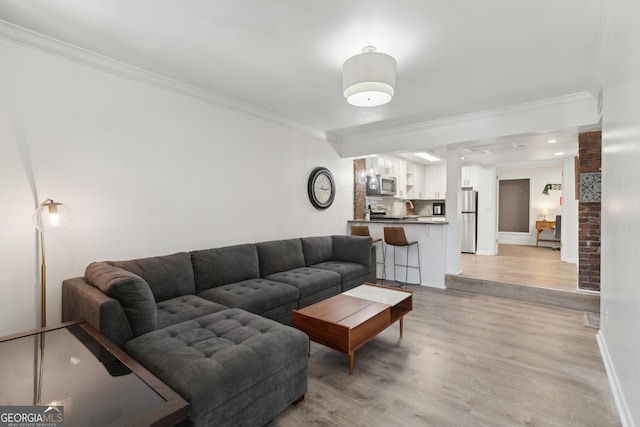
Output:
[461, 188, 478, 253]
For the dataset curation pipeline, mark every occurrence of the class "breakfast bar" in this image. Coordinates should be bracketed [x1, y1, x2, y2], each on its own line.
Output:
[347, 219, 448, 288]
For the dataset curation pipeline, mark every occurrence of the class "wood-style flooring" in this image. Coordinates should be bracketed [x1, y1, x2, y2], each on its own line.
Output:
[460, 244, 578, 291]
[269, 285, 619, 427]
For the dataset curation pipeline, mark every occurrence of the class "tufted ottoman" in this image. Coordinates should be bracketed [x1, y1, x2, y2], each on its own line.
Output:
[124, 308, 308, 427]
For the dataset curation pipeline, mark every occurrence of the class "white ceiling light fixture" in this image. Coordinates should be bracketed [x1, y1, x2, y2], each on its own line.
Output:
[548, 139, 557, 144]
[414, 152, 440, 162]
[343, 46, 397, 107]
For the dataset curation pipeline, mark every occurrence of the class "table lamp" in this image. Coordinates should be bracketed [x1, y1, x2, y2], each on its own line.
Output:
[33, 199, 73, 328]
[541, 208, 548, 221]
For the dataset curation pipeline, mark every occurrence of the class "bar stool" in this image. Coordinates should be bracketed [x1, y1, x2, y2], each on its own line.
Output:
[383, 227, 421, 288]
[351, 225, 384, 282]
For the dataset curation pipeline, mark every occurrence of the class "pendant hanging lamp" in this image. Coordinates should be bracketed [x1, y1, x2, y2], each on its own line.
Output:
[343, 46, 397, 107]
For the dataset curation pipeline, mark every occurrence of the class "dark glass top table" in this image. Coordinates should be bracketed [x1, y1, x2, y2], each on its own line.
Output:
[0, 321, 188, 426]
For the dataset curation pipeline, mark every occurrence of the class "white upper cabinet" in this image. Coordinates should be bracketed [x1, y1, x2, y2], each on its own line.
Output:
[394, 158, 406, 197]
[462, 166, 480, 189]
[424, 165, 446, 199]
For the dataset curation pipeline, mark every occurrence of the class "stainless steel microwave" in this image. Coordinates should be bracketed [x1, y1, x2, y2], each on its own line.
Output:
[366, 174, 397, 196]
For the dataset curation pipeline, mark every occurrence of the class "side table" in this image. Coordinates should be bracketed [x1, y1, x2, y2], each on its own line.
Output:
[0, 321, 189, 426]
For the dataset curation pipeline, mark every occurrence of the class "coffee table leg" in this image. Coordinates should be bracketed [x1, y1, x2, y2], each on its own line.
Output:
[349, 352, 355, 375]
[399, 317, 404, 337]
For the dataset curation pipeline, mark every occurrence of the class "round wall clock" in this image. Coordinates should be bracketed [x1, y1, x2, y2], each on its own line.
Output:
[307, 167, 335, 209]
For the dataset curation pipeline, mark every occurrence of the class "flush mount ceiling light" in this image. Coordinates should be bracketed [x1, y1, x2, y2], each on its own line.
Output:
[414, 152, 440, 162]
[343, 46, 397, 107]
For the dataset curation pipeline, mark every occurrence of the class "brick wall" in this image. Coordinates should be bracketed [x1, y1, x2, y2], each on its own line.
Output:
[353, 159, 366, 220]
[577, 131, 601, 291]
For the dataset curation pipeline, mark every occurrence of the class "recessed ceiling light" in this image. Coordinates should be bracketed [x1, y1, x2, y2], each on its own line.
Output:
[414, 152, 440, 161]
[554, 152, 564, 156]
[548, 139, 557, 144]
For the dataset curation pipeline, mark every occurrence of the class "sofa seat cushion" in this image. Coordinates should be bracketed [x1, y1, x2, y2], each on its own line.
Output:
[156, 295, 228, 329]
[197, 279, 299, 316]
[265, 267, 341, 300]
[124, 309, 309, 424]
[311, 261, 370, 283]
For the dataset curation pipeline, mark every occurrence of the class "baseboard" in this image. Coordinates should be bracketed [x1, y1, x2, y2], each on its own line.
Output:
[597, 331, 633, 427]
[474, 250, 496, 256]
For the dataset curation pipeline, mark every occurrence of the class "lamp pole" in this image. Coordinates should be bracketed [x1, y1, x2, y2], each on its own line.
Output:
[40, 229, 47, 328]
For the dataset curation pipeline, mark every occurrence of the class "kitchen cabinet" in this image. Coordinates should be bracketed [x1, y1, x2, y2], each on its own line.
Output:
[462, 166, 480, 189]
[365, 155, 396, 176]
[394, 158, 406, 197]
[406, 161, 425, 199]
[424, 165, 446, 199]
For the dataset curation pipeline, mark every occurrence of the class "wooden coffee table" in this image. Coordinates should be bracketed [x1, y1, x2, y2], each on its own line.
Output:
[291, 283, 412, 374]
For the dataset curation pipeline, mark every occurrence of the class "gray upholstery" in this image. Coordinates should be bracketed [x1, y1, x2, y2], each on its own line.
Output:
[191, 244, 260, 292]
[257, 239, 305, 277]
[61, 234, 374, 427]
[301, 236, 334, 266]
[62, 277, 134, 347]
[332, 235, 372, 266]
[111, 252, 195, 302]
[311, 260, 371, 283]
[265, 267, 341, 307]
[156, 295, 228, 329]
[197, 278, 298, 317]
[84, 262, 157, 337]
[124, 309, 308, 427]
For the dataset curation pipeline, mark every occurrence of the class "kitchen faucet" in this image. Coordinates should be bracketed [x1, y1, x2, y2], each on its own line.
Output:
[403, 199, 414, 216]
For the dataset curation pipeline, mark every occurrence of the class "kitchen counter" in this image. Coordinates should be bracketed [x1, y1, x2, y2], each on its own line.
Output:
[348, 218, 448, 225]
[348, 220, 448, 288]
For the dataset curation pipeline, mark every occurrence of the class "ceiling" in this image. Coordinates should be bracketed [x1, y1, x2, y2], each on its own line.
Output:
[0, 0, 604, 166]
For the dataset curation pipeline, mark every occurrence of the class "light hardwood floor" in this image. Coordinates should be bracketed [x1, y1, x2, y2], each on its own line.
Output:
[460, 244, 578, 291]
[269, 286, 619, 427]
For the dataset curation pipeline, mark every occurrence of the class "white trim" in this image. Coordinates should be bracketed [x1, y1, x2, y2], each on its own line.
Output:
[597, 332, 633, 427]
[0, 19, 326, 141]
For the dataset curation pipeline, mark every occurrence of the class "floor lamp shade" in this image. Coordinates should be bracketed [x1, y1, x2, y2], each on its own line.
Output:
[343, 46, 397, 107]
[33, 199, 72, 327]
[33, 199, 73, 232]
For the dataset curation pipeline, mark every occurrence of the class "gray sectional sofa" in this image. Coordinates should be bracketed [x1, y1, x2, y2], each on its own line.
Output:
[62, 235, 373, 427]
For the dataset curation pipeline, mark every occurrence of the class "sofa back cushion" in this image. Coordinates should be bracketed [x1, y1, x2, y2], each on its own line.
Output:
[190, 244, 260, 292]
[84, 261, 157, 337]
[332, 235, 372, 266]
[110, 252, 195, 302]
[301, 236, 334, 266]
[256, 238, 305, 277]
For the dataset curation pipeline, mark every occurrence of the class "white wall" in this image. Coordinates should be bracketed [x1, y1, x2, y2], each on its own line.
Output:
[0, 38, 353, 336]
[476, 167, 498, 255]
[497, 163, 564, 247]
[598, 0, 640, 424]
[561, 158, 579, 264]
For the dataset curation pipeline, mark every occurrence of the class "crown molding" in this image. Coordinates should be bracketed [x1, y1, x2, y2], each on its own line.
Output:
[0, 20, 326, 141]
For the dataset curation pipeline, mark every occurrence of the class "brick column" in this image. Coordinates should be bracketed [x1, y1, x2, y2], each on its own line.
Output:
[577, 131, 601, 291]
[353, 159, 367, 220]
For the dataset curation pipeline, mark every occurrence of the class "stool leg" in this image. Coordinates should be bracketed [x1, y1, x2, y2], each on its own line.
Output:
[415, 243, 422, 285]
[404, 244, 410, 288]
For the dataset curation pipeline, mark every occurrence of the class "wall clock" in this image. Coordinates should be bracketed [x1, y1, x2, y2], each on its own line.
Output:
[307, 167, 335, 209]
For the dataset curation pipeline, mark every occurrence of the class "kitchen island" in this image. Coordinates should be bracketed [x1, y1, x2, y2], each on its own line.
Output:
[347, 219, 448, 288]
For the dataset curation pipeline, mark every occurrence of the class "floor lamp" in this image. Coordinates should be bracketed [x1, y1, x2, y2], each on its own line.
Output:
[33, 199, 72, 328]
